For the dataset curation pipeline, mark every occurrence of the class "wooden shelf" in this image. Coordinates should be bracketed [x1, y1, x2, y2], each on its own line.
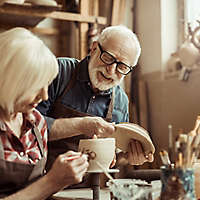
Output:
[0, 2, 107, 27]
[0, 1, 108, 59]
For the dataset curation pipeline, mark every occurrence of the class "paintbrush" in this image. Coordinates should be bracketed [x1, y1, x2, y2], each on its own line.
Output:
[194, 127, 200, 160]
[174, 134, 187, 168]
[175, 136, 181, 167]
[193, 116, 200, 132]
[185, 118, 200, 167]
[178, 134, 187, 167]
[186, 130, 196, 167]
[168, 124, 173, 161]
[190, 127, 200, 165]
[60, 154, 85, 162]
[160, 150, 171, 166]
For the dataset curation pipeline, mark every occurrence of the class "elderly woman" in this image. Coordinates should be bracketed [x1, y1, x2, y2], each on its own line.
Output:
[0, 27, 89, 200]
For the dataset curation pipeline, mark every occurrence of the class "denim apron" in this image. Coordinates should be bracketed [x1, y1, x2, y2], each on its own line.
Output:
[47, 63, 115, 187]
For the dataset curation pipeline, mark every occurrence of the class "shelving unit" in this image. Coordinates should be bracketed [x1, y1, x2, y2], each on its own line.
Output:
[0, 2, 106, 26]
[0, 1, 107, 59]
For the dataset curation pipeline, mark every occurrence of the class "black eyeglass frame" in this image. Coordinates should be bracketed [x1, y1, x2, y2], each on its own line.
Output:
[98, 43, 134, 75]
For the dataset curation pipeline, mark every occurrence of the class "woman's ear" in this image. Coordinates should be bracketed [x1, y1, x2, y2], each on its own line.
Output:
[90, 41, 98, 56]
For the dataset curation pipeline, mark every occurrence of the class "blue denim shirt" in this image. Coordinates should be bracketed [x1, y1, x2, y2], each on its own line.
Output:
[37, 57, 129, 130]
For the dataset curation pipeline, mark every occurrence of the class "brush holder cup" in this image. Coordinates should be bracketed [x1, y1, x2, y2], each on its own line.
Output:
[160, 166, 196, 200]
[78, 138, 115, 172]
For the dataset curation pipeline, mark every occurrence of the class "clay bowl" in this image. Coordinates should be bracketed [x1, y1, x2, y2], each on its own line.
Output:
[78, 138, 115, 172]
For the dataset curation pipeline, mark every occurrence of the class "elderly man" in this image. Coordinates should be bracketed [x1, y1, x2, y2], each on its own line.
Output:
[37, 25, 153, 175]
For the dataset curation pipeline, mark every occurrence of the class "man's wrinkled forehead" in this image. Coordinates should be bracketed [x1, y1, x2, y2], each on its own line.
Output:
[101, 36, 137, 64]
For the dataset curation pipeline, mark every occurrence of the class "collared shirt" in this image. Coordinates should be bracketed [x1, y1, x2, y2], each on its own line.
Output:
[0, 109, 48, 165]
[37, 57, 129, 130]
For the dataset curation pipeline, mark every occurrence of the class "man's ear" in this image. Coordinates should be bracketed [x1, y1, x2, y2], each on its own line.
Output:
[90, 41, 98, 55]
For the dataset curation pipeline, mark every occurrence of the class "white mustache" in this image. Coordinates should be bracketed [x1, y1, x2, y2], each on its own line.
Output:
[100, 70, 117, 81]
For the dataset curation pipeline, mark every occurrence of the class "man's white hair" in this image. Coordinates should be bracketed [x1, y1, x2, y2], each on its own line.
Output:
[98, 25, 141, 66]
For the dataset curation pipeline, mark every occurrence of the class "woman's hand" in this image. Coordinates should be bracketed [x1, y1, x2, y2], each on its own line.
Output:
[47, 151, 89, 190]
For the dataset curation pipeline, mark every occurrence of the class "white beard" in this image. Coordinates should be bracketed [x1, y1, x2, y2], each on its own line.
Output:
[88, 60, 124, 91]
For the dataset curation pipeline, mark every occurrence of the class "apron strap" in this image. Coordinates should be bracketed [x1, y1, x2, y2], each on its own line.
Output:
[53, 57, 115, 122]
[106, 87, 115, 122]
[0, 138, 5, 159]
[33, 126, 44, 157]
[57, 62, 80, 102]
[28, 126, 46, 181]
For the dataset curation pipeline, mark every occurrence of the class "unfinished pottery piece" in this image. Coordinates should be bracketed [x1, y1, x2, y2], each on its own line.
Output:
[3, 0, 25, 4]
[78, 138, 115, 172]
[112, 123, 155, 155]
[178, 38, 200, 67]
[25, 0, 57, 6]
[107, 179, 153, 200]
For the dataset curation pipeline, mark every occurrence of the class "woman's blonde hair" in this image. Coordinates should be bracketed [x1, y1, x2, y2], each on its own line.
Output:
[0, 27, 58, 119]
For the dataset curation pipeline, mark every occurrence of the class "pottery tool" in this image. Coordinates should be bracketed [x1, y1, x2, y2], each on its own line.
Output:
[173, 116, 200, 168]
[185, 116, 200, 167]
[61, 154, 82, 163]
[174, 133, 189, 168]
[193, 116, 200, 132]
[178, 152, 183, 167]
[193, 126, 200, 159]
[168, 124, 173, 159]
[190, 128, 200, 165]
[186, 130, 196, 167]
[175, 136, 181, 167]
[160, 150, 171, 166]
[178, 134, 187, 167]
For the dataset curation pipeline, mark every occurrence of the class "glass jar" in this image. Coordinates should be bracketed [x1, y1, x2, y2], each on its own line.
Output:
[160, 166, 196, 200]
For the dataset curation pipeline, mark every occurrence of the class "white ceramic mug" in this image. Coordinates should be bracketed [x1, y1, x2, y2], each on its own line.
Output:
[78, 138, 115, 172]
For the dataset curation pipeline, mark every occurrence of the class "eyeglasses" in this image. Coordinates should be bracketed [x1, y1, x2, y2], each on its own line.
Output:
[98, 43, 134, 75]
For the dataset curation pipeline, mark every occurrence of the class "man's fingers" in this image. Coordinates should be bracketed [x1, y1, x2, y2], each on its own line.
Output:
[146, 153, 154, 162]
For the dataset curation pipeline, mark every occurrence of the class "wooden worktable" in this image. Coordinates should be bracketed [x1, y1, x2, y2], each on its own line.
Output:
[51, 188, 111, 200]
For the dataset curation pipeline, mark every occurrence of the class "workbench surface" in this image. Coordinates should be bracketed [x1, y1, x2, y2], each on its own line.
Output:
[52, 188, 110, 200]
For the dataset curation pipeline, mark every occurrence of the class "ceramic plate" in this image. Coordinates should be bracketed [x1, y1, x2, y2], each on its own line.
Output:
[112, 123, 155, 155]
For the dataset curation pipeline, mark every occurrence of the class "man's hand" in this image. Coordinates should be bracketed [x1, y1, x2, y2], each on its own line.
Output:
[50, 116, 115, 140]
[117, 139, 154, 166]
[80, 116, 115, 138]
[126, 139, 154, 165]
